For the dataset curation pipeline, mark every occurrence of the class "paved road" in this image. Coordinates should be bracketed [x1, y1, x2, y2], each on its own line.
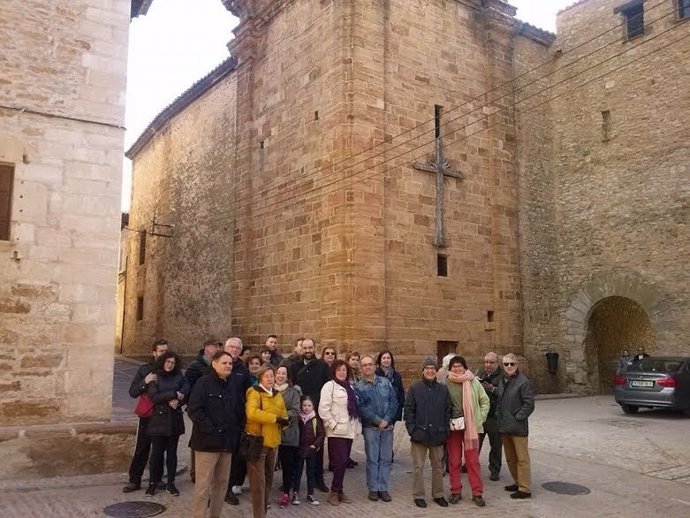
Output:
[2, 360, 690, 517]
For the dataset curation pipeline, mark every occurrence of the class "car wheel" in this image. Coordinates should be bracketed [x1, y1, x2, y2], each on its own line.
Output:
[621, 404, 639, 414]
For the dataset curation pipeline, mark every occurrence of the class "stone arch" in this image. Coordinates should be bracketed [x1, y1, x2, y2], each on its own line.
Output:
[562, 270, 674, 392]
[584, 296, 655, 392]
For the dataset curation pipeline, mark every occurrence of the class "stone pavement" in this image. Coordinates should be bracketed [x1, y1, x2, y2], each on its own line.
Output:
[2, 360, 690, 517]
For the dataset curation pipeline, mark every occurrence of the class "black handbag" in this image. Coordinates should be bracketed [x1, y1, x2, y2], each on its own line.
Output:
[239, 389, 264, 461]
[239, 432, 264, 461]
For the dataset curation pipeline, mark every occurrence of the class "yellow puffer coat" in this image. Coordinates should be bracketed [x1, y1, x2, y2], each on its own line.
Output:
[245, 386, 288, 449]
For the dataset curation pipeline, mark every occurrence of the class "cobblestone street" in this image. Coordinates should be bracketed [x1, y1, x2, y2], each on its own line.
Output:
[2, 359, 689, 517]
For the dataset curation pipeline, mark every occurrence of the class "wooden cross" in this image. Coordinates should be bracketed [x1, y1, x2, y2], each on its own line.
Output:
[413, 105, 463, 248]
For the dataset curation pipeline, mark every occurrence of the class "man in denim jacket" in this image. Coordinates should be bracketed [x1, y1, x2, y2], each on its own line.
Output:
[354, 354, 399, 503]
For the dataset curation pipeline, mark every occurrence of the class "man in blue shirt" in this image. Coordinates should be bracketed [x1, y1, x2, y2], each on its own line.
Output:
[354, 354, 399, 502]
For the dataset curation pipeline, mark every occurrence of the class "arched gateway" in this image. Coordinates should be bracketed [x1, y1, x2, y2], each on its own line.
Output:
[563, 271, 674, 394]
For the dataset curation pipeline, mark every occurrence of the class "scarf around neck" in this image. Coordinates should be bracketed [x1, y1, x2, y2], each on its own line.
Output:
[334, 378, 359, 419]
[449, 369, 479, 450]
[300, 409, 316, 423]
[274, 382, 289, 393]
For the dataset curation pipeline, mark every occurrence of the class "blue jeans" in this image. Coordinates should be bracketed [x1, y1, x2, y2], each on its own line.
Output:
[362, 427, 393, 491]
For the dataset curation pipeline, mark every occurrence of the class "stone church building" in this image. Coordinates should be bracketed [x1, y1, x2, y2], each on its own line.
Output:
[122, 0, 689, 393]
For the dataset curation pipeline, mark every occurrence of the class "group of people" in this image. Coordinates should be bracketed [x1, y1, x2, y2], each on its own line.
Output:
[618, 346, 650, 373]
[123, 335, 535, 518]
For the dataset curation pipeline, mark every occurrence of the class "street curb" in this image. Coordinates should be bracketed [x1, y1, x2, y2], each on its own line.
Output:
[0, 463, 188, 492]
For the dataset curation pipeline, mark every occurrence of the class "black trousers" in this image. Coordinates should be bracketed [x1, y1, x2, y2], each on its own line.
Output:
[228, 448, 247, 490]
[149, 435, 180, 485]
[316, 441, 325, 482]
[127, 417, 151, 484]
[479, 416, 502, 476]
[278, 445, 298, 494]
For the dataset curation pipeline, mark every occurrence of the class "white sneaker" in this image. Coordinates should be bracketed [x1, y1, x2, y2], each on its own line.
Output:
[232, 485, 242, 495]
[292, 494, 301, 505]
[306, 494, 320, 506]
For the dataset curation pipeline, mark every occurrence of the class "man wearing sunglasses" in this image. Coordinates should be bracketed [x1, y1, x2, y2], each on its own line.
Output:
[496, 354, 534, 500]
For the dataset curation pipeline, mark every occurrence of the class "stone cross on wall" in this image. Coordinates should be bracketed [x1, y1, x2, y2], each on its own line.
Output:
[413, 105, 464, 248]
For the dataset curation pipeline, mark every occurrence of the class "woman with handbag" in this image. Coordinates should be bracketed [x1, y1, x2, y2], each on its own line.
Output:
[318, 359, 361, 506]
[145, 351, 189, 497]
[446, 355, 490, 507]
[245, 364, 289, 518]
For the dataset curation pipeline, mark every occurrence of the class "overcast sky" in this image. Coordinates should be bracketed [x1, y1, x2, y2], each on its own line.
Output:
[123, 0, 575, 209]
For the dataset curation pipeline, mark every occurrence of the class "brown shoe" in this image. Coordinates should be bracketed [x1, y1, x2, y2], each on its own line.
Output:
[327, 491, 340, 506]
[338, 492, 353, 503]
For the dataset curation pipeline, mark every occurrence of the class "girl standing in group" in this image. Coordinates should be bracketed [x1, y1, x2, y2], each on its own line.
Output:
[245, 364, 290, 518]
[318, 359, 361, 506]
[274, 365, 302, 508]
[294, 396, 325, 505]
[145, 351, 189, 497]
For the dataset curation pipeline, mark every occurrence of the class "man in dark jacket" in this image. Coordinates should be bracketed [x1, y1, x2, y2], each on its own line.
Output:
[122, 339, 168, 493]
[188, 351, 244, 518]
[223, 336, 252, 505]
[265, 334, 284, 366]
[185, 337, 221, 482]
[476, 351, 503, 481]
[282, 337, 304, 373]
[404, 357, 450, 509]
[496, 353, 535, 499]
[290, 337, 331, 492]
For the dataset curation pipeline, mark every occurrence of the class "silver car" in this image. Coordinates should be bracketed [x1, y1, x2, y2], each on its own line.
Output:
[614, 356, 690, 415]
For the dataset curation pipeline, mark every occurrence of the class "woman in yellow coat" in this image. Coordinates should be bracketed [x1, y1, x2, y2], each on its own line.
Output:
[245, 364, 289, 518]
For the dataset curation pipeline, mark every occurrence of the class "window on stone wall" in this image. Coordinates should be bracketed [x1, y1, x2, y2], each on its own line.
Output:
[138, 231, 147, 265]
[680, 0, 690, 19]
[0, 163, 14, 241]
[136, 296, 144, 321]
[615, 0, 645, 40]
[437, 254, 448, 277]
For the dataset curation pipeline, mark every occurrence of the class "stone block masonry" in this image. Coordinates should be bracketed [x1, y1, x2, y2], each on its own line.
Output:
[0, 0, 138, 479]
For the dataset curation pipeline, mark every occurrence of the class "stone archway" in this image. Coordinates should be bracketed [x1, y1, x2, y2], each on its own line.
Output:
[584, 296, 656, 393]
[561, 270, 674, 393]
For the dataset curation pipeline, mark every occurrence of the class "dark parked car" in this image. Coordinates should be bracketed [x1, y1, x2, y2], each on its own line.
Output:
[614, 356, 690, 415]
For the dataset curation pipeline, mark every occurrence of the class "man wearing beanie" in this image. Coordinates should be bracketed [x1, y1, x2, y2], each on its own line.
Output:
[404, 357, 451, 508]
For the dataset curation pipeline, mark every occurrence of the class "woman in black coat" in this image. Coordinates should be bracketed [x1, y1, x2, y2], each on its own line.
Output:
[145, 351, 189, 497]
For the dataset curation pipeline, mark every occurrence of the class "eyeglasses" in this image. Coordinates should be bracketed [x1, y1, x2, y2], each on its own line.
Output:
[503, 362, 516, 367]
[324, 351, 335, 355]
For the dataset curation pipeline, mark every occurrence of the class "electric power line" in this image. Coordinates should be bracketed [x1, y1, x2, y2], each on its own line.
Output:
[194, 11, 688, 229]
[218, 0, 672, 216]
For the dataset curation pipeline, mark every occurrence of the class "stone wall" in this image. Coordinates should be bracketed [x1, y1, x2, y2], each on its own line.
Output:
[517, 0, 690, 392]
[124, 1, 551, 377]
[122, 64, 238, 354]
[0, 0, 133, 478]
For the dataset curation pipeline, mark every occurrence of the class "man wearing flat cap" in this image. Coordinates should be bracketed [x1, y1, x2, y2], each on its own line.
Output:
[404, 357, 451, 509]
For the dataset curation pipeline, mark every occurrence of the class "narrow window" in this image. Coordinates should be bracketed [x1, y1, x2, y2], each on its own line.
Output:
[437, 254, 448, 277]
[680, 0, 690, 19]
[136, 296, 144, 321]
[487, 310, 495, 323]
[0, 163, 14, 240]
[434, 104, 442, 138]
[615, 1, 644, 40]
[314, 110, 319, 120]
[601, 110, 612, 142]
[138, 231, 147, 265]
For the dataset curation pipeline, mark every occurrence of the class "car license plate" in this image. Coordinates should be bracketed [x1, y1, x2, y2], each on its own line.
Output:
[630, 380, 654, 387]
